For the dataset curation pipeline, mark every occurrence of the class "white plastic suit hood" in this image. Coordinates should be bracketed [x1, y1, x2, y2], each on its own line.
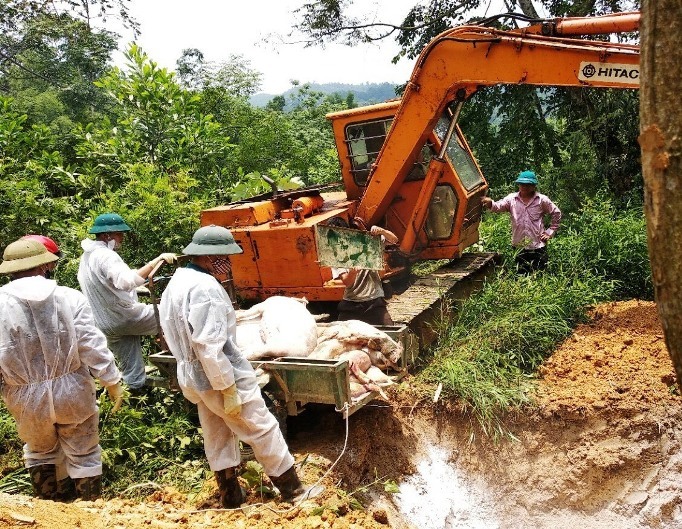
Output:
[2, 276, 57, 302]
[81, 238, 107, 254]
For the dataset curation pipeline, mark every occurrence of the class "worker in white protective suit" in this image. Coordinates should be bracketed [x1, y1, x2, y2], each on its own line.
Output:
[77, 213, 176, 393]
[0, 238, 124, 501]
[159, 225, 320, 508]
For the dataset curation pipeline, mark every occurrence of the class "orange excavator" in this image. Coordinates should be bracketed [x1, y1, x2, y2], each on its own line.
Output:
[200, 11, 640, 306]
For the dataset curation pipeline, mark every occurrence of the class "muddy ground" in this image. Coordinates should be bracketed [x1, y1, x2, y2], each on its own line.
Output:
[1, 299, 681, 528]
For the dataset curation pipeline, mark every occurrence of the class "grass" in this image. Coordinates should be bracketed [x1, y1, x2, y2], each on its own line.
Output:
[98, 388, 209, 497]
[0, 406, 23, 490]
[419, 270, 612, 437]
[417, 197, 649, 437]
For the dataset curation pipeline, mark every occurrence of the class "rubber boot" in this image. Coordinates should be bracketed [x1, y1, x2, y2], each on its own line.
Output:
[214, 467, 245, 508]
[74, 475, 102, 501]
[28, 464, 58, 500]
[55, 476, 77, 502]
[269, 466, 321, 503]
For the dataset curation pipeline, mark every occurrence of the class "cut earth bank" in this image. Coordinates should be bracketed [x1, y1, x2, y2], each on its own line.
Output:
[1, 299, 680, 529]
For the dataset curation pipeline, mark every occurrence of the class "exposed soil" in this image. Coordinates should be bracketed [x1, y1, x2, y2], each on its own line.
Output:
[2, 300, 681, 528]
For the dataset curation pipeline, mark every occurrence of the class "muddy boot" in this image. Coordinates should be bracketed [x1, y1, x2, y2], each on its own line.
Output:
[214, 467, 245, 508]
[55, 476, 77, 502]
[74, 475, 102, 501]
[28, 464, 58, 500]
[269, 466, 322, 503]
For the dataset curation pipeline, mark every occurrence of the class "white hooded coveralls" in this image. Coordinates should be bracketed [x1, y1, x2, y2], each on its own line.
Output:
[0, 276, 121, 478]
[78, 238, 157, 389]
[159, 266, 293, 476]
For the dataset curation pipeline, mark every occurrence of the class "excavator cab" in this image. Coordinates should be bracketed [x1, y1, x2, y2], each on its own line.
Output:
[327, 100, 488, 260]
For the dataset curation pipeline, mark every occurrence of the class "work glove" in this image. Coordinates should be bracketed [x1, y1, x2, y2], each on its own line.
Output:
[106, 382, 124, 413]
[155, 253, 178, 265]
[221, 384, 242, 418]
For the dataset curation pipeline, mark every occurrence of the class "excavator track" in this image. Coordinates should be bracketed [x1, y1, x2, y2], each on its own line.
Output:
[388, 252, 499, 351]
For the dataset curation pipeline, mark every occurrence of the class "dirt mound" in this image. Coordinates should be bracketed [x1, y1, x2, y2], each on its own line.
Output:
[537, 299, 679, 416]
[1, 300, 681, 528]
[382, 300, 682, 528]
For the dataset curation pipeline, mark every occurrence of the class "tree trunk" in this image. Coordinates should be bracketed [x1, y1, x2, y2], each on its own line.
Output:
[639, 1, 682, 392]
[516, 0, 539, 19]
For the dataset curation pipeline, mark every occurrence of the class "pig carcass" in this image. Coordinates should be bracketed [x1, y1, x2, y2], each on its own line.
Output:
[235, 296, 318, 360]
[311, 320, 403, 371]
[309, 320, 403, 400]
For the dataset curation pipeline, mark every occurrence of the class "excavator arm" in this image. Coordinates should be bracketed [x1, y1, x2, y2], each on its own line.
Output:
[354, 12, 640, 249]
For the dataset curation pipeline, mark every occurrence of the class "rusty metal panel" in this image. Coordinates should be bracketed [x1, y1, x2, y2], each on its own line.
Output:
[259, 358, 350, 409]
[315, 225, 384, 270]
[201, 201, 278, 227]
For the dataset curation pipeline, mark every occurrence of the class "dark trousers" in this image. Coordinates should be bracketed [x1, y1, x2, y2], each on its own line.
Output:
[337, 298, 394, 326]
[515, 247, 548, 274]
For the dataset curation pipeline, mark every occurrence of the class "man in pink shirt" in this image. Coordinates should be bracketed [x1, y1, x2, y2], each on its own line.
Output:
[482, 170, 562, 273]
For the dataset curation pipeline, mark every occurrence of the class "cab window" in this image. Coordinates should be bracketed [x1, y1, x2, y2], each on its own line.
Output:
[435, 116, 485, 191]
[345, 119, 393, 186]
[425, 185, 458, 240]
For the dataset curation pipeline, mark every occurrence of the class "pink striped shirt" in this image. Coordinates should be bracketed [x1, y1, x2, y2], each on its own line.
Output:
[490, 192, 562, 250]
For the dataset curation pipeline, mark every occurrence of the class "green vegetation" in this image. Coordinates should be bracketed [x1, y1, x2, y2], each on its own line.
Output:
[422, 270, 611, 437]
[0, 0, 651, 496]
[98, 390, 208, 497]
[421, 200, 651, 436]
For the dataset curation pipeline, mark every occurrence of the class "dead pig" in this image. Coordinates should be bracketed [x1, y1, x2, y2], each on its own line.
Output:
[314, 320, 403, 370]
[236, 296, 317, 360]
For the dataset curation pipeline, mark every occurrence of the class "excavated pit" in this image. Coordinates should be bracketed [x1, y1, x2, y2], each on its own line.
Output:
[2, 300, 681, 528]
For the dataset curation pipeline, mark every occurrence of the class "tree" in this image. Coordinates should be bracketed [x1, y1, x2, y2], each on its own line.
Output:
[291, 1, 638, 57]
[1, 1, 135, 83]
[78, 45, 233, 189]
[176, 48, 207, 90]
[0, 3, 126, 167]
[2, 13, 117, 122]
[176, 51, 263, 98]
[639, 0, 682, 391]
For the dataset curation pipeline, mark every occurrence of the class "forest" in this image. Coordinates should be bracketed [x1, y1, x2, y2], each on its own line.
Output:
[0, 0, 656, 500]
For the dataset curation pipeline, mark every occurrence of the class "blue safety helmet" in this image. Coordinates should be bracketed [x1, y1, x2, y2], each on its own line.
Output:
[88, 213, 131, 234]
[515, 171, 538, 185]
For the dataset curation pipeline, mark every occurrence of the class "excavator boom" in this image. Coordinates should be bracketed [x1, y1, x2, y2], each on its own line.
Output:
[515, 11, 639, 36]
[354, 12, 640, 236]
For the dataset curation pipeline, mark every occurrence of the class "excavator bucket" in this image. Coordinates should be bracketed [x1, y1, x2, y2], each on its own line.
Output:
[315, 225, 384, 270]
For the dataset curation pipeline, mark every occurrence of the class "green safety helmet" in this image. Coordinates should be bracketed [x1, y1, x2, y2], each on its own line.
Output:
[183, 225, 243, 256]
[515, 170, 538, 185]
[0, 238, 59, 275]
[88, 213, 131, 234]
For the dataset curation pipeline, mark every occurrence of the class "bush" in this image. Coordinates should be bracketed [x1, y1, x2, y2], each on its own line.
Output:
[550, 198, 652, 299]
[478, 196, 651, 299]
[98, 388, 207, 497]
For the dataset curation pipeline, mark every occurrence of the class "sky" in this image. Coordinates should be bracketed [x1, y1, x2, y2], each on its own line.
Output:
[115, 0, 424, 94]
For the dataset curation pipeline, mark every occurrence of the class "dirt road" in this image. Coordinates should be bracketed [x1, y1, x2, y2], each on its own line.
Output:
[1, 300, 680, 528]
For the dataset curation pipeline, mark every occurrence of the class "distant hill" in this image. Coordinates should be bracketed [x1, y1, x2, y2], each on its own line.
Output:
[249, 82, 401, 108]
